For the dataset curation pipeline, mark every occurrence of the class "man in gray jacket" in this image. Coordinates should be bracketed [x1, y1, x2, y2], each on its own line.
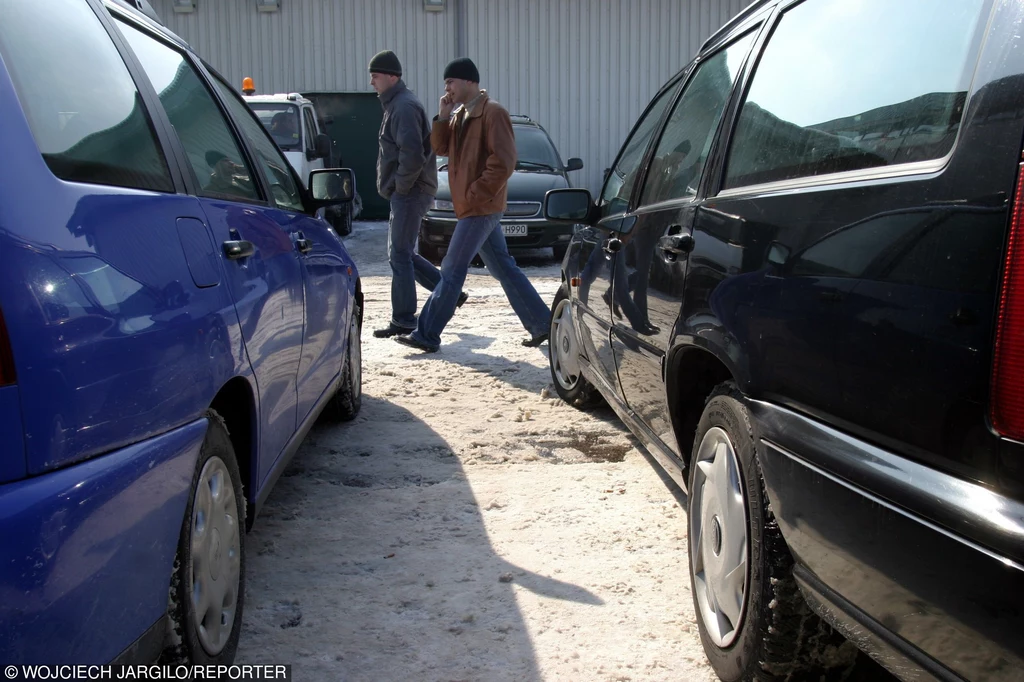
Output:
[369, 50, 465, 338]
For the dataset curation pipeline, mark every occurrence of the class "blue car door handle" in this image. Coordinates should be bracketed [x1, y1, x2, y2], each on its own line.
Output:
[295, 232, 312, 254]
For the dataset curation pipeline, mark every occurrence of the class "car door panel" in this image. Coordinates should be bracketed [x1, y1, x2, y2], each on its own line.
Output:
[574, 225, 622, 399]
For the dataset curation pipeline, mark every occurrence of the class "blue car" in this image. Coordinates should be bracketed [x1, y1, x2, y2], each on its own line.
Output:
[0, 0, 362, 665]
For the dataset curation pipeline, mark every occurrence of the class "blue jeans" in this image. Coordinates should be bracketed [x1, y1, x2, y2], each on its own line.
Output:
[388, 190, 440, 329]
[411, 213, 551, 349]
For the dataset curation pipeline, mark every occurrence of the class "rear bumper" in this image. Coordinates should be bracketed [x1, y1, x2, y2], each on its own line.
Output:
[0, 419, 205, 664]
[420, 214, 573, 251]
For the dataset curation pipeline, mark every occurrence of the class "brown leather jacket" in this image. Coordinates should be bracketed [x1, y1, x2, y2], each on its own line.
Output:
[431, 92, 517, 218]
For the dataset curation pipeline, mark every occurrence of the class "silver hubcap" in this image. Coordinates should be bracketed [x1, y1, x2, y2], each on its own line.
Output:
[190, 455, 240, 656]
[690, 427, 748, 648]
[550, 298, 582, 390]
[349, 311, 362, 399]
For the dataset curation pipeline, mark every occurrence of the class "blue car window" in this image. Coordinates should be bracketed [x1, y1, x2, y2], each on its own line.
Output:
[210, 78, 306, 213]
[0, 0, 172, 192]
[115, 20, 260, 203]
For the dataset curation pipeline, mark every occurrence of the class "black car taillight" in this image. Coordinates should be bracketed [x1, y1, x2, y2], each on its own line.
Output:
[0, 307, 14, 386]
[991, 163, 1024, 441]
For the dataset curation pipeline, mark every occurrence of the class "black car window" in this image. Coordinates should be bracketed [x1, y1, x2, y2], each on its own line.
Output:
[115, 20, 259, 203]
[0, 0, 173, 192]
[211, 78, 305, 213]
[641, 30, 755, 205]
[514, 126, 561, 170]
[724, 0, 988, 190]
[598, 80, 681, 218]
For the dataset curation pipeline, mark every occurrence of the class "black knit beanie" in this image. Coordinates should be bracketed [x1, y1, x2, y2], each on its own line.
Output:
[443, 57, 480, 83]
[368, 50, 402, 77]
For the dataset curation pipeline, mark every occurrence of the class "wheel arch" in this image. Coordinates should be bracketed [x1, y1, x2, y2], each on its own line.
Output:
[209, 377, 258, 530]
[666, 341, 744, 473]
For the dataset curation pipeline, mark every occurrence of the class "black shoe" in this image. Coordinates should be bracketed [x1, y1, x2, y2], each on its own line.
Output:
[373, 323, 415, 339]
[457, 291, 469, 308]
[522, 332, 549, 347]
[394, 334, 438, 353]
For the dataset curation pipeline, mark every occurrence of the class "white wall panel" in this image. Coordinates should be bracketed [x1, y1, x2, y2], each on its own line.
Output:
[152, 0, 753, 193]
[152, 0, 455, 101]
[463, 0, 753, 192]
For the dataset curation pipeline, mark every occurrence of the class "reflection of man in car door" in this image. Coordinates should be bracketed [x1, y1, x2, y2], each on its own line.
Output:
[205, 149, 253, 198]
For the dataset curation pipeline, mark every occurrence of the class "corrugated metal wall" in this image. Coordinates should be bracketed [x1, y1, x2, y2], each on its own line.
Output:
[153, 0, 752, 194]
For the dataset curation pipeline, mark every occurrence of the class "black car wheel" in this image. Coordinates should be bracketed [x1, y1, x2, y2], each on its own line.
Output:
[688, 382, 856, 681]
[552, 244, 568, 262]
[549, 283, 602, 408]
[162, 411, 245, 664]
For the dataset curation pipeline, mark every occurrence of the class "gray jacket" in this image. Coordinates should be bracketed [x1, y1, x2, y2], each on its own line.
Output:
[377, 80, 438, 199]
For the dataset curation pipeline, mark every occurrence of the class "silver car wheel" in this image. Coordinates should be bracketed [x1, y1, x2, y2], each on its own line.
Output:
[550, 296, 582, 390]
[190, 455, 241, 656]
[690, 426, 748, 648]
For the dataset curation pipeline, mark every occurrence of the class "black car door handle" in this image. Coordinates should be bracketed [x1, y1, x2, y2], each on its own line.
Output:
[295, 238, 312, 254]
[820, 290, 843, 302]
[222, 239, 254, 260]
[658, 233, 694, 255]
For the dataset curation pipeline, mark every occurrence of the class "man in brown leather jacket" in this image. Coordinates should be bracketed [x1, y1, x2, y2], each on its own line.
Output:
[395, 58, 551, 353]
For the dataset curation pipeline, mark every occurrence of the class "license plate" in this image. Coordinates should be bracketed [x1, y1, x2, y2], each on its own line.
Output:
[503, 223, 528, 237]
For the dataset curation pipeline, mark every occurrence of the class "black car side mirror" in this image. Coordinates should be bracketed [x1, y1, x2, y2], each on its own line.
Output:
[544, 188, 594, 225]
[565, 157, 584, 172]
[309, 168, 354, 209]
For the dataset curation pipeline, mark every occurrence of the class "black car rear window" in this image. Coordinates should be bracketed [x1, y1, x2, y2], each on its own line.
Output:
[724, 0, 989, 190]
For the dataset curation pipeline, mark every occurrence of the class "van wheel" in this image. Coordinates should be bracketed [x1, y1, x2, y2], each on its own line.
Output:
[162, 411, 245, 664]
[688, 383, 857, 681]
[330, 204, 352, 237]
[323, 299, 362, 421]
[549, 283, 603, 408]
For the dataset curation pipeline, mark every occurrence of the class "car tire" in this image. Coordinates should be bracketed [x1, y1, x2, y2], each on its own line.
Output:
[688, 382, 857, 681]
[162, 411, 245, 665]
[322, 298, 362, 422]
[549, 283, 603, 408]
[552, 244, 568, 262]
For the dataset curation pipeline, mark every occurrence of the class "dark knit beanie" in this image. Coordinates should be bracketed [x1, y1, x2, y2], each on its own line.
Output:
[368, 50, 402, 77]
[443, 57, 480, 83]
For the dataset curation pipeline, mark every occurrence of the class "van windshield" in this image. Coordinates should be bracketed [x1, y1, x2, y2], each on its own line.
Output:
[249, 102, 301, 151]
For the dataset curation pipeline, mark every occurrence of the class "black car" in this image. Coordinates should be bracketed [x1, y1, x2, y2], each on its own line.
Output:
[418, 115, 583, 263]
[543, 0, 1024, 680]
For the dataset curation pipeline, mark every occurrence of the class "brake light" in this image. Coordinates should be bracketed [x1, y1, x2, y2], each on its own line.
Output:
[0, 307, 15, 386]
[991, 163, 1024, 441]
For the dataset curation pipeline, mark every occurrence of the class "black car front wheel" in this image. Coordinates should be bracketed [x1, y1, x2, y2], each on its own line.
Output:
[688, 382, 856, 681]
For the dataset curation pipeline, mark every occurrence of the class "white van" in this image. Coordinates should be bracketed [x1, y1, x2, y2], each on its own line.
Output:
[244, 91, 358, 234]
